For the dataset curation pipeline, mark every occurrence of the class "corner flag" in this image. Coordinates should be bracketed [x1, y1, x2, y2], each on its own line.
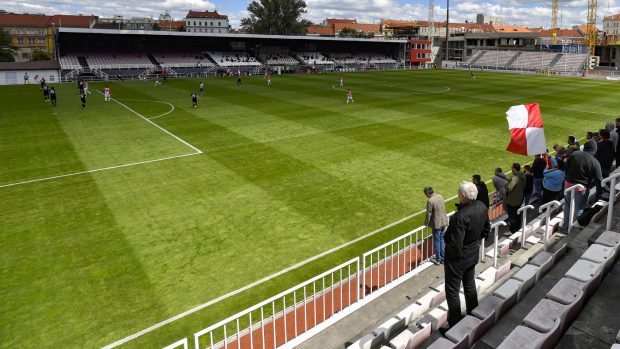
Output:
[505, 103, 547, 156]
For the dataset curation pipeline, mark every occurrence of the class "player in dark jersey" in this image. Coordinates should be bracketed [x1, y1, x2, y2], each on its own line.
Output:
[237, 76, 242, 86]
[80, 91, 86, 110]
[42, 84, 50, 101]
[50, 87, 57, 106]
[78, 79, 84, 94]
[191, 91, 198, 108]
[40, 77, 46, 91]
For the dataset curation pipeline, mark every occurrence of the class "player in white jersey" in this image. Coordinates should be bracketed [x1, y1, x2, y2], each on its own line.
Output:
[339, 74, 344, 87]
[199, 81, 205, 96]
[103, 86, 111, 102]
[346, 89, 354, 104]
[83, 80, 91, 95]
[267, 72, 272, 86]
[155, 75, 161, 86]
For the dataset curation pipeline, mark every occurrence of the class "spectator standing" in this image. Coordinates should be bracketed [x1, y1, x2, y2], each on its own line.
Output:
[595, 128, 615, 179]
[567, 135, 580, 155]
[523, 165, 534, 206]
[542, 159, 565, 204]
[605, 122, 618, 151]
[505, 163, 526, 234]
[440, 182, 490, 332]
[472, 175, 489, 208]
[492, 168, 509, 208]
[531, 154, 546, 204]
[615, 118, 620, 167]
[562, 140, 602, 231]
[424, 187, 449, 265]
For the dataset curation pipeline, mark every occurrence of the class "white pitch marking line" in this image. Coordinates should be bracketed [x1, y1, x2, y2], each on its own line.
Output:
[102, 205, 432, 349]
[97, 91, 202, 154]
[0, 153, 199, 189]
[115, 99, 176, 120]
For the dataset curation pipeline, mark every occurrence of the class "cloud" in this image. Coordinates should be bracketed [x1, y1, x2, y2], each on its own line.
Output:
[1, 0, 619, 28]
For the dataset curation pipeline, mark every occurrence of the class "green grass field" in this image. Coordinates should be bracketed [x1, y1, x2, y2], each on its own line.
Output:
[1, 70, 618, 348]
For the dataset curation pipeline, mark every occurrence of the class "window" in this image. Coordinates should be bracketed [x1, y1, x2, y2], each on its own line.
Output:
[218, 21, 221, 26]
[17, 38, 24, 44]
[38, 38, 45, 44]
[193, 21, 196, 26]
[49, 75, 55, 82]
[198, 21, 202, 26]
[22, 52, 29, 58]
[199, 28, 202, 32]
[193, 29, 196, 32]
[210, 29, 213, 33]
[218, 29, 221, 33]
[187, 21, 190, 26]
[210, 21, 213, 26]
[28, 38, 35, 44]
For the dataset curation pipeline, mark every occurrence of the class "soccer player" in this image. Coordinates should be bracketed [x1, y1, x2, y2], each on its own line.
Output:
[42, 84, 50, 101]
[155, 75, 161, 86]
[237, 76, 242, 86]
[78, 79, 84, 94]
[103, 85, 111, 102]
[191, 91, 198, 108]
[49, 87, 57, 107]
[39, 77, 46, 90]
[199, 81, 205, 96]
[267, 72, 272, 86]
[24, 72, 29, 84]
[470, 71, 476, 79]
[339, 74, 344, 87]
[346, 89, 354, 104]
[80, 91, 87, 110]
[84, 80, 92, 95]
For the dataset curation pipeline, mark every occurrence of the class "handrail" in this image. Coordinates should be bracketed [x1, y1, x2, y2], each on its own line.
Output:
[490, 221, 507, 267]
[601, 172, 620, 231]
[564, 184, 586, 233]
[517, 205, 535, 247]
[539, 200, 561, 251]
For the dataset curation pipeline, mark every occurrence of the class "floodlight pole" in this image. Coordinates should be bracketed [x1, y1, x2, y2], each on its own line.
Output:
[445, 0, 450, 63]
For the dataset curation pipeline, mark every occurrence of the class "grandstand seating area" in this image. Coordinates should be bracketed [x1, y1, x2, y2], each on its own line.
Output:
[329, 53, 397, 65]
[473, 50, 518, 68]
[85, 53, 154, 69]
[553, 53, 589, 72]
[59, 55, 81, 70]
[258, 53, 299, 65]
[296, 52, 334, 65]
[152, 53, 214, 68]
[206, 51, 261, 67]
[464, 50, 588, 72]
[511, 52, 559, 71]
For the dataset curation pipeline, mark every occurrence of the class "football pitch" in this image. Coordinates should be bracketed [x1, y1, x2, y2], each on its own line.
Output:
[1, 70, 618, 348]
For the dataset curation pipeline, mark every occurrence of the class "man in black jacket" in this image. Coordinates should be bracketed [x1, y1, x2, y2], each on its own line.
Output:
[441, 182, 491, 333]
[472, 174, 489, 208]
[562, 140, 602, 231]
[596, 129, 615, 179]
[531, 154, 546, 204]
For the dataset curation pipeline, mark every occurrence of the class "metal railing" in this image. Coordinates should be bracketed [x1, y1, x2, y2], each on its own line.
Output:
[361, 225, 432, 298]
[489, 221, 507, 267]
[564, 184, 586, 233]
[601, 172, 620, 231]
[539, 201, 561, 251]
[517, 205, 534, 247]
[192, 258, 360, 349]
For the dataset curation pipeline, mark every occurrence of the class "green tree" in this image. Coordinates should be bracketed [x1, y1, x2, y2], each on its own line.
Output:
[0, 28, 17, 62]
[241, 0, 310, 35]
[31, 49, 50, 61]
[339, 27, 375, 38]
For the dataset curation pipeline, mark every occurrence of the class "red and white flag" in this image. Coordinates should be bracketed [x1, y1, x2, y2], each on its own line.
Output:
[505, 103, 547, 156]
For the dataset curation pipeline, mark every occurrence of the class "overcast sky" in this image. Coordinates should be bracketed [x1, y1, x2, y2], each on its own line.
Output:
[1, 0, 619, 29]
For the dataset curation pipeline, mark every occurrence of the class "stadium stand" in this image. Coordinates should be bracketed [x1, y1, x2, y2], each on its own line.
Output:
[296, 52, 335, 65]
[472, 50, 518, 68]
[329, 53, 397, 65]
[206, 51, 261, 67]
[152, 53, 215, 69]
[511, 52, 559, 71]
[59, 55, 81, 70]
[84, 53, 155, 69]
[552, 53, 588, 72]
[258, 53, 299, 65]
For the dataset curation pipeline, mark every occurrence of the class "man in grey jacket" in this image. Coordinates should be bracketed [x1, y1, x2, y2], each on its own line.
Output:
[492, 168, 509, 209]
[506, 163, 526, 234]
[424, 187, 449, 264]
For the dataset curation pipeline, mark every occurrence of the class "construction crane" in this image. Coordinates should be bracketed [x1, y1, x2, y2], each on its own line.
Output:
[551, 0, 559, 44]
[586, 0, 598, 57]
[428, 0, 434, 40]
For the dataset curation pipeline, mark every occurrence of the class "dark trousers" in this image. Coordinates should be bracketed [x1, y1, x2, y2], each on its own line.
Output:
[506, 204, 521, 233]
[542, 188, 561, 205]
[444, 261, 478, 327]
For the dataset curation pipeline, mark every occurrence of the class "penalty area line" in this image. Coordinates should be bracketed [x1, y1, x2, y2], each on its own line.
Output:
[97, 91, 202, 154]
[0, 153, 199, 189]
